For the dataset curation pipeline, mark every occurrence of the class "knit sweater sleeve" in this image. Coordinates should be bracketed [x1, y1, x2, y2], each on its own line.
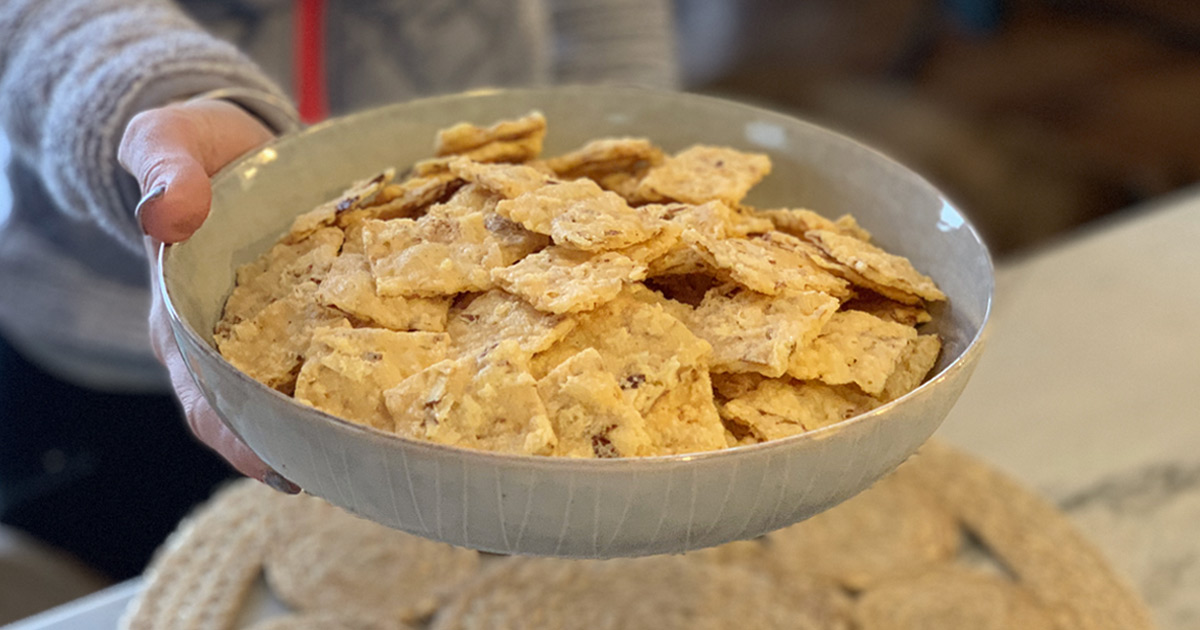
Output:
[550, 0, 681, 90]
[0, 0, 299, 254]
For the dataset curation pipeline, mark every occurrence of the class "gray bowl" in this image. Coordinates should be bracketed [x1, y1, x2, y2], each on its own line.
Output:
[161, 86, 993, 557]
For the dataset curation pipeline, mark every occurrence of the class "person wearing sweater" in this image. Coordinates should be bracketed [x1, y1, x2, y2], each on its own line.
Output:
[0, 0, 678, 579]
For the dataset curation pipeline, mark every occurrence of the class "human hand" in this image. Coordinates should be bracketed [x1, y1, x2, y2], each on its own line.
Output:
[119, 99, 299, 493]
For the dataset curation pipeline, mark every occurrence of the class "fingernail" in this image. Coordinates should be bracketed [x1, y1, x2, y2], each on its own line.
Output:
[135, 185, 166, 235]
[263, 470, 301, 495]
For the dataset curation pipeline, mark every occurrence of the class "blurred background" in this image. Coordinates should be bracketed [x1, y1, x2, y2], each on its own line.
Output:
[678, 0, 1200, 255]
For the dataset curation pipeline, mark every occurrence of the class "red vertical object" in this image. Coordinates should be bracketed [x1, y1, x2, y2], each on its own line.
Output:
[294, 0, 328, 123]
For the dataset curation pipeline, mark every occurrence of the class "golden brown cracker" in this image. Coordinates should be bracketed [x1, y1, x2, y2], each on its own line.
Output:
[640, 366, 728, 455]
[877, 334, 942, 403]
[808, 229, 946, 304]
[788, 310, 918, 396]
[757, 207, 871, 242]
[288, 170, 396, 238]
[636, 145, 772, 206]
[337, 171, 465, 227]
[384, 340, 557, 455]
[294, 327, 450, 431]
[215, 283, 350, 393]
[767, 472, 961, 591]
[219, 227, 344, 333]
[855, 566, 1059, 630]
[843, 291, 933, 326]
[543, 137, 663, 179]
[495, 178, 659, 251]
[316, 254, 450, 332]
[688, 285, 840, 377]
[363, 213, 514, 297]
[435, 111, 546, 159]
[446, 290, 576, 358]
[657, 200, 773, 238]
[265, 494, 480, 622]
[530, 288, 711, 415]
[446, 156, 551, 199]
[490, 247, 645, 314]
[719, 378, 877, 441]
[684, 229, 851, 297]
[536, 348, 654, 458]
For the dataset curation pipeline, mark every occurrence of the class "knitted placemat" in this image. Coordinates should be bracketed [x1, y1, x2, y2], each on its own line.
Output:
[121, 441, 1155, 630]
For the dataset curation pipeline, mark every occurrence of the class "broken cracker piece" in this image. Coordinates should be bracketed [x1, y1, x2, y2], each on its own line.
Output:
[877, 334, 942, 403]
[636, 145, 771, 206]
[447, 158, 553, 199]
[808, 229, 945, 304]
[788, 310, 918, 396]
[384, 340, 556, 455]
[435, 111, 546, 159]
[288, 170, 395, 239]
[447, 290, 576, 358]
[640, 367, 728, 454]
[719, 378, 876, 441]
[685, 229, 851, 297]
[490, 247, 645, 314]
[537, 348, 654, 458]
[220, 227, 344, 334]
[496, 178, 658, 251]
[216, 282, 350, 393]
[757, 208, 871, 242]
[688, 285, 840, 377]
[295, 327, 450, 430]
[316, 254, 450, 332]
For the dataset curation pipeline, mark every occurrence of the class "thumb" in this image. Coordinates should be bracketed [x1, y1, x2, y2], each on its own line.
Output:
[120, 99, 275, 242]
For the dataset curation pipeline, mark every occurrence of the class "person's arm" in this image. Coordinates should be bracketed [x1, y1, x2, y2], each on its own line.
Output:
[0, 0, 298, 254]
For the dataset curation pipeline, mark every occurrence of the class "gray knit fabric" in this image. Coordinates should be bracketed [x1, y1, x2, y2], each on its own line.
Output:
[0, 0, 678, 391]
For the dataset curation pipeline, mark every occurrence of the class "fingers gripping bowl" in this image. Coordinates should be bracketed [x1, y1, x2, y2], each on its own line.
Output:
[161, 86, 993, 557]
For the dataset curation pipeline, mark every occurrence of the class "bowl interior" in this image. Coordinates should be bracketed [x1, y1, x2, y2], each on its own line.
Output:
[167, 86, 991, 384]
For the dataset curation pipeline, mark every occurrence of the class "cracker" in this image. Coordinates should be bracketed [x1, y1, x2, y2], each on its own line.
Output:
[246, 613, 415, 630]
[219, 227, 344, 333]
[710, 372, 767, 400]
[877, 334, 942, 402]
[430, 555, 852, 630]
[294, 327, 450, 431]
[435, 111, 546, 159]
[287, 170, 395, 238]
[757, 208, 872, 242]
[636, 145, 772, 206]
[446, 290, 576, 358]
[543, 137, 663, 179]
[788, 310, 918, 396]
[854, 566, 1059, 630]
[266, 493, 480, 622]
[495, 178, 659, 251]
[384, 340, 557, 455]
[316, 254, 451, 331]
[490, 247, 645, 314]
[808, 229, 946, 304]
[536, 348, 655, 458]
[623, 282, 694, 322]
[215, 283, 350, 393]
[657, 200, 774, 238]
[446, 156, 551, 199]
[363, 212, 525, 297]
[719, 378, 877, 441]
[843, 290, 932, 326]
[684, 229, 851, 297]
[688, 285, 840, 377]
[766, 472, 960, 591]
[337, 171, 465, 227]
[530, 288, 712, 415]
[122, 481, 284, 630]
[640, 366, 728, 455]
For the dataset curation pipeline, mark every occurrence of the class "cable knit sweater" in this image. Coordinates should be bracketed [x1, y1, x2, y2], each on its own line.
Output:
[0, 0, 678, 391]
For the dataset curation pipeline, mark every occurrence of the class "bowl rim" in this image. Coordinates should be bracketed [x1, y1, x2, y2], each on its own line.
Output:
[160, 84, 995, 470]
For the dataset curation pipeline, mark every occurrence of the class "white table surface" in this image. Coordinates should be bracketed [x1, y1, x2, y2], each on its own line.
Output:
[6, 189, 1199, 630]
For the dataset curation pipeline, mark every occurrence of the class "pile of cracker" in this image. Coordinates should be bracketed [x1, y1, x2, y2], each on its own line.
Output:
[215, 112, 947, 457]
[120, 443, 1155, 630]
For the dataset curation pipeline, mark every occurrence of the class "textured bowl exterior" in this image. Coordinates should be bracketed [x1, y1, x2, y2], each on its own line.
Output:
[162, 86, 993, 557]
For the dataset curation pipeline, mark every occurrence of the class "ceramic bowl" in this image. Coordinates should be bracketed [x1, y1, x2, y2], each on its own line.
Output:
[161, 86, 993, 557]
